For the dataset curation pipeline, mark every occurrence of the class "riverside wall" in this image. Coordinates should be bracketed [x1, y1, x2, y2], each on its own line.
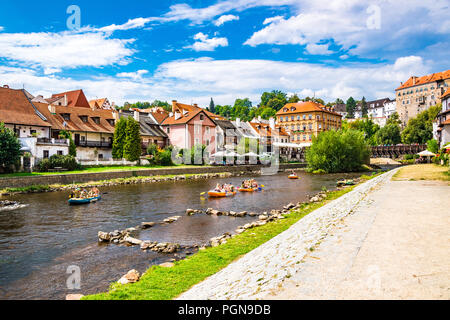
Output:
[0, 163, 306, 189]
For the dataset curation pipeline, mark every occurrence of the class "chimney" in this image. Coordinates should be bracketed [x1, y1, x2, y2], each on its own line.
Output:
[48, 104, 56, 114]
[193, 103, 198, 108]
[134, 110, 140, 122]
[412, 76, 417, 85]
[172, 100, 177, 112]
[269, 117, 275, 129]
[236, 117, 241, 127]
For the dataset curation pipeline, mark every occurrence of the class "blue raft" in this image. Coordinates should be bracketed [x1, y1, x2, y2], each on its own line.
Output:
[68, 195, 101, 205]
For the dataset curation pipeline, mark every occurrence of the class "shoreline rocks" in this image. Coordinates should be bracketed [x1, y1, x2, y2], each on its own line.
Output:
[118, 269, 140, 285]
[0, 200, 28, 211]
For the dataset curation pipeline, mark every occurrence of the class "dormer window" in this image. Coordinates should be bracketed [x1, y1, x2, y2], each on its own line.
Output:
[80, 116, 88, 123]
[290, 107, 295, 111]
[200, 114, 204, 120]
[61, 113, 70, 121]
[107, 119, 115, 126]
[92, 117, 100, 124]
[283, 108, 288, 112]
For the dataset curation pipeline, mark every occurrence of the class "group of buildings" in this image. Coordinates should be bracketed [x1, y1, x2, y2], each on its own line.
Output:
[1, 68, 449, 171]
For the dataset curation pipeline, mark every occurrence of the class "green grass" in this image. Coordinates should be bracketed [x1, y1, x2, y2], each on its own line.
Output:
[0, 164, 209, 178]
[83, 182, 364, 300]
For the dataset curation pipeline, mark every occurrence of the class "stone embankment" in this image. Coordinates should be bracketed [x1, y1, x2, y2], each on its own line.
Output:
[177, 170, 394, 300]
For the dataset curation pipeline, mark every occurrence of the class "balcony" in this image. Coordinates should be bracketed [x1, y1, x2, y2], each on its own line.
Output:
[37, 138, 68, 146]
[75, 140, 112, 148]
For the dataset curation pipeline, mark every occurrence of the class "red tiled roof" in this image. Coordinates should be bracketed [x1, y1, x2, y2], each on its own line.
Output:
[161, 101, 224, 125]
[0, 87, 50, 127]
[276, 101, 342, 117]
[51, 89, 91, 108]
[441, 88, 450, 100]
[249, 122, 289, 137]
[396, 70, 450, 91]
[34, 102, 116, 134]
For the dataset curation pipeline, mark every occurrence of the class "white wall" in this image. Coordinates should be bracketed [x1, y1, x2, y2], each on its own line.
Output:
[76, 147, 113, 161]
[5, 124, 49, 138]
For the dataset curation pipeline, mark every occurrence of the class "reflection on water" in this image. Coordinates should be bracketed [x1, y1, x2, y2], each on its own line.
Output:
[0, 170, 363, 299]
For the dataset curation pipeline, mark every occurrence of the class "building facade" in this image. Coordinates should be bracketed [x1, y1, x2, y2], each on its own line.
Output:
[435, 88, 450, 148]
[276, 101, 342, 145]
[396, 70, 450, 126]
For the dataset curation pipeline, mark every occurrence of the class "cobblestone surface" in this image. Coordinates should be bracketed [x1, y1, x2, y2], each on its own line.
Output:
[178, 170, 397, 300]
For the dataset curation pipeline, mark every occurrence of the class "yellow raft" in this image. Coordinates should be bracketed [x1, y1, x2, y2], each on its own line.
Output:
[207, 190, 236, 197]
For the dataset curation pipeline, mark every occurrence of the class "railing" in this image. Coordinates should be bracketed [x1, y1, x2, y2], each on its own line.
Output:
[371, 144, 427, 158]
[75, 140, 112, 148]
[36, 138, 68, 145]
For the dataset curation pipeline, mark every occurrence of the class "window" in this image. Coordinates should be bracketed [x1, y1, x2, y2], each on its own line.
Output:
[319, 124, 322, 129]
[195, 124, 201, 134]
[57, 150, 63, 156]
[80, 116, 88, 123]
[303, 115, 306, 120]
[98, 154, 104, 159]
[92, 117, 100, 124]
[167, 127, 170, 134]
[303, 135, 306, 141]
[107, 119, 115, 126]
[200, 114, 204, 120]
[206, 139, 210, 146]
[43, 150, 49, 159]
[206, 127, 210, 134]
[81, 136, 86, 142]
[297, 115, 300, 120]
[195, 138, 200, 145]
[30, 129, 36, 135]
[285, 116, 289, 121]
[61, 113, 70, 121]
[291, 116, 294, 121]
[308, 114, 312, 120]
[309, 123, 312, 130]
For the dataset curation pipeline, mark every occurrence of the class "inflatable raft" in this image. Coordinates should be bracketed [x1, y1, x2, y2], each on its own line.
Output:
[238, 187, 263, 192]
[288, 174, 299, 179]
[207, 191, 236, 197]
[68, 195, 101, 205]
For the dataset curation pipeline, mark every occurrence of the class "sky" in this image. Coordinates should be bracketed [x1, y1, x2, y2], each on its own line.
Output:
[0, 0, 448, 107]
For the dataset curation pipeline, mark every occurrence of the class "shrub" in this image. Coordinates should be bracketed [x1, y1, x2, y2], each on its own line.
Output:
[306, 129, 370, 173]
[38, 154, 80, 172]
[426, 139, 439, 153]
[0, 122, 22, 172]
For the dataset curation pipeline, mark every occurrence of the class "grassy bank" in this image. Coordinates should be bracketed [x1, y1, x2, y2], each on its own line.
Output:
[0, 164, 207, 178]
[0, 172, 234, 195]
[392, 164, 450, 181]
[84, 173, 382, 300]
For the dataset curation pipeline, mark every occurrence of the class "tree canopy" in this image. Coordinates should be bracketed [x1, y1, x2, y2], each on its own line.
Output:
[346, 97, 357, 118]
[112, 117, 127, 159]
[401, 104, 441, 144]
[123, 117, 142, 162]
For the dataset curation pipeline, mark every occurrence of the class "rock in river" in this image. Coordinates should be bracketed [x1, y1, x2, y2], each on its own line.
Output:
[141, 222, 156, 229]
[118, 269, 140, 285]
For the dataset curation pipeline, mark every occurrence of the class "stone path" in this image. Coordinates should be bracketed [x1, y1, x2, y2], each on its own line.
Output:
[178, 170, 395, 300]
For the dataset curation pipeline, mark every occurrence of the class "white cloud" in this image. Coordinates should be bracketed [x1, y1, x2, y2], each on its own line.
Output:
[0, 26, 4, 32]
[214, 14, 239, 26]
[305, 43, 333, 55]
[245, 0, 450, 59]
[116, 70, 149, 81]
[0, 54, 430, 107]
[185, 33, 228, 51]
[97, 17, 156, 32]
[0, 31, 134, 73]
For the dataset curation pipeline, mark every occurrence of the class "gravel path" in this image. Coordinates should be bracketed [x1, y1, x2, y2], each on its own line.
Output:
[178, 170, 396, 300]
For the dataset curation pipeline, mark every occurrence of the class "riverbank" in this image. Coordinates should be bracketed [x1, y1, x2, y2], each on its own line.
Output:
[83, 172, 382, 300]
[0, 163, 307, 196]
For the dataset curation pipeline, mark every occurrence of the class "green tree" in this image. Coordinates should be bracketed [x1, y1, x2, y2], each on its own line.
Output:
[426, 139, 439, 153]
[387, 112, 401, 126]
[375, 123, 401, 145]
[361, 97, 368, 117]
[112, 117, 127, 159]
[344, 118, 380, 146]
[346, 97, 356, 118]
[287, 94, 300, 103]
[209, 98, 215, 113]
[0, 122, 22, 172]
[260, 107, 277, 119]
[306, 129, 370, 173]
[123, 117, 142, 162]
[59, 130, 77, 157]
[260, 90, 287, 108]
[401, 104, 441, 144]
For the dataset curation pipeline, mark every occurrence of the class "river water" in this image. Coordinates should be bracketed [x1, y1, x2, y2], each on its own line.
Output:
[0, 170, 364, 300]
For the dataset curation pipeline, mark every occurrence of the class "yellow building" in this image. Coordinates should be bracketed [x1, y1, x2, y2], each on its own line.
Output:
[276, 101, 342, 144]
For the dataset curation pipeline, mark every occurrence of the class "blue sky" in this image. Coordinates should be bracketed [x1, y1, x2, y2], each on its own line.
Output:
[0, 0, 448, 106]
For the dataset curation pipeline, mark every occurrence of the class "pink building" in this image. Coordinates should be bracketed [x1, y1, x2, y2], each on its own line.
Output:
[161, 100, 223, 153]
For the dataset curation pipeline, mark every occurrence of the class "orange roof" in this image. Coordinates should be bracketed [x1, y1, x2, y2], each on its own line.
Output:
[441, 88, 450, 100]
[0, 87, 50, 127]
[52, 89, 91, 108]
[276, 101, 342, 117]
[442, 118, 450, 126]
[249, 122, 289, 137]
[396, 69, 450, 91]
[161, 101, 224, 125]
[34, 102, 116, 134]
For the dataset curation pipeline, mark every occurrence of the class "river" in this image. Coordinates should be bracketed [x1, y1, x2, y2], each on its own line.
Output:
[0, 170, 364, 299]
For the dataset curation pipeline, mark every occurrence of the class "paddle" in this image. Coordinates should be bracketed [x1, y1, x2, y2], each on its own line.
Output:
[200, 192, 206, 196]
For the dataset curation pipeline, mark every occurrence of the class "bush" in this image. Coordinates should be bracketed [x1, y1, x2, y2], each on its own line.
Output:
[146, 144, 173, 166]
[426, 139, 439, 153]
[38, 154, 80, 172]
[306, 130, 370, 173]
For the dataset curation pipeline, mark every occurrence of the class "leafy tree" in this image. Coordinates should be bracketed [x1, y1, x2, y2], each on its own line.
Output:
[151, 100, 171, 112]
[123, 117, 142, 162]
[344, 118, 380, 146]
[401, 104, 441, 144]
[266, 97, 285, 112]
[0, 122, 22, 172]
[59, 130, 76, 157]
[260, 90, 287, 109]
[260, 107, 277, 119]
[375, 123, 401, 145]
[112, 117, 127, 159]
[231, 98, 252, 120]
[335, 98, 344, 104]
[346, 97, 357, 118]
[287, 94, 300, 103]
[387, 112, 401, 126]
[306, 129, 370, 173]
[361, 97, 368, 117]
[209, 98, 215, 113]
[215, 104, 232, 118]
[426, 139, 439, 153]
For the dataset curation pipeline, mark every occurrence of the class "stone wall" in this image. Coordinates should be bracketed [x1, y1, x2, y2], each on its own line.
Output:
[0, 163, 306, 189]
